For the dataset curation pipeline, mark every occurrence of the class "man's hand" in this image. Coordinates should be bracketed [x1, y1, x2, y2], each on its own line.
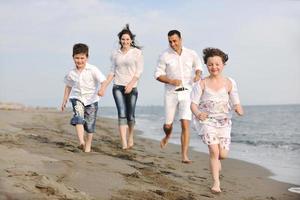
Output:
[193, 74, 201, 82]
[170, 79, 182, 86]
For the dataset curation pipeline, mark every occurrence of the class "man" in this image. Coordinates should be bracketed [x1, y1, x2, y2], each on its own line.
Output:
[155, 30, 203, 163]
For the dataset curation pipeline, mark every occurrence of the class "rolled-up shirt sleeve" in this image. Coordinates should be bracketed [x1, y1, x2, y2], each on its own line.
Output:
[93, 68, 106, 83]
[64, 73, 74, 87]
[192, 50, 203, 72]
[134, 50, 144, 78]
[228, 77, 240, 105]
[109, 53, 116, 75]
[190, 80, 203, 104]
[154, 54, 167, 79]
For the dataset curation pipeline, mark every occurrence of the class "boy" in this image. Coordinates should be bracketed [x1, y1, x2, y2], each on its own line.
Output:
[61, 43, 106, 152]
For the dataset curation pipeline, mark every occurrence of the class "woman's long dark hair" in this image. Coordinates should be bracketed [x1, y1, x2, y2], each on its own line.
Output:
[118, 24, 141, 49]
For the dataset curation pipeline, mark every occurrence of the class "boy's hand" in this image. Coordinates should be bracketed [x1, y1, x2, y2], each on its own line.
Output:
[61, 101, 67, 112]
[235, 104, 244, 116]
[196, 112, 208, 121]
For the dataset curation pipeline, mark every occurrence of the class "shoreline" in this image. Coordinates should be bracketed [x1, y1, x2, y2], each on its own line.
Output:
[0, 109, 299, 199]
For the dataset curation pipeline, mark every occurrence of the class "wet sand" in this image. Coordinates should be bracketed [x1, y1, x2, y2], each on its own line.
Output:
[0, 109, 299, 200]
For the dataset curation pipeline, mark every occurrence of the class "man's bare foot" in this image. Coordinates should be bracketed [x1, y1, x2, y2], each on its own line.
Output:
[181, 160, 192, 164]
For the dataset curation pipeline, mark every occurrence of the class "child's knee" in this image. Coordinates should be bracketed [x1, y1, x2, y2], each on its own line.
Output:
[219, 150, 228, 160]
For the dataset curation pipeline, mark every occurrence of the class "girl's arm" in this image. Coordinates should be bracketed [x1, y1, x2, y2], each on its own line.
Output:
[61, 85, 71, 111]
[190, 79, 208, 120]
[234, 104, 244, 116]
[191, 102, 208, 121]
[227, 78, 244, 116]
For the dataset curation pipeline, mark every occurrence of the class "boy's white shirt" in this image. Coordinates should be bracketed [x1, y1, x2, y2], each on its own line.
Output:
[64, 63, 106, 106]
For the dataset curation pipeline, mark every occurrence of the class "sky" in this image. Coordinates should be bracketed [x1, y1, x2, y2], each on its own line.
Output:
[1, 0, 300, 107]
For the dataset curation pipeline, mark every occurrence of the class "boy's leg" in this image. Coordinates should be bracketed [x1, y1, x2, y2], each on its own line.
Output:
[70, 99, 86, 148]
[84, 133, 93, 152]
[83, 102, 98, 153]
[75, 124, 85, 147]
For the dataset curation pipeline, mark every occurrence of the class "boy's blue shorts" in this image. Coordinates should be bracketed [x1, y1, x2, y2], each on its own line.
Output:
[70, 99, 98, 133]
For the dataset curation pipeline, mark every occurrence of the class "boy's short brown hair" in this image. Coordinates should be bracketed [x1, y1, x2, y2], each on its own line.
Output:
[72, 43, 89, 57]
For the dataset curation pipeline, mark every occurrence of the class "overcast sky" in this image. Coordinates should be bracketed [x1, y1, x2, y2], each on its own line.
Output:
[1, 0, 300, 107]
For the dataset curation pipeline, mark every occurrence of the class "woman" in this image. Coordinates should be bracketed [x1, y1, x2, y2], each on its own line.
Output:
[99, 24, 143, 150]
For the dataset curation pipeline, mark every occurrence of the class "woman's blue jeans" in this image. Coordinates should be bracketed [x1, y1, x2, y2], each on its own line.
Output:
[112, 85, 138, 126]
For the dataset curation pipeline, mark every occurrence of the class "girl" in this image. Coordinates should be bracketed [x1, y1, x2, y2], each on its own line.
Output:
[190, 48, 243, 193]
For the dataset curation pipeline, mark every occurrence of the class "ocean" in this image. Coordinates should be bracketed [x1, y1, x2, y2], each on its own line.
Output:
[99, 105, 300, 186]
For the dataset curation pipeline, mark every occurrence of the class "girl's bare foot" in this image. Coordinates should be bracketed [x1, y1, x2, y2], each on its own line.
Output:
[211, 181, 221, 193]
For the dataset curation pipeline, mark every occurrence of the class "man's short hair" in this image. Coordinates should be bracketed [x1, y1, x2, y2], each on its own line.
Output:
[168, 30, 181, 38]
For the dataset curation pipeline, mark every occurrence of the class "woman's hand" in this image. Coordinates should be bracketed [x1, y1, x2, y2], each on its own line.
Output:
[98, 87, 106, 96]
[125, 83, 134, 94]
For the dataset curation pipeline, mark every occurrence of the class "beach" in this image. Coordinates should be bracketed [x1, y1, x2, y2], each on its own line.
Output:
[0, 108, 299, 200]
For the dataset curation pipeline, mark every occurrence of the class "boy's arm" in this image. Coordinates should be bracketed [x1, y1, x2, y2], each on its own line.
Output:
[98, 74, 114, 96]
[61, 85, 71, 111]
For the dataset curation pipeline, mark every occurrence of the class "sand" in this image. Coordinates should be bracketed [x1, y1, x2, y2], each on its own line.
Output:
[0, 109, 299, 200]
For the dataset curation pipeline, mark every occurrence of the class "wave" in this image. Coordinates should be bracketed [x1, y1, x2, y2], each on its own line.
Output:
[231, 139, 300, 151]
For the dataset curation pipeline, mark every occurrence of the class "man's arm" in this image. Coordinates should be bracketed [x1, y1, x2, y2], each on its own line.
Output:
[193, 69, 202, 82]
[156, 75, 181, 86]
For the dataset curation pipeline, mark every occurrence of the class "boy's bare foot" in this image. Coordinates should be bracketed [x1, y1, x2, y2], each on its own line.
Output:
[77, 143, 85, 151]
[84, 144, 91, 153]
[127, 138, 134, 150]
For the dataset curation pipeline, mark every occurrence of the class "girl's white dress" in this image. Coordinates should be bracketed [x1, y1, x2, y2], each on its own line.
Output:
[190, 77, 240, 150]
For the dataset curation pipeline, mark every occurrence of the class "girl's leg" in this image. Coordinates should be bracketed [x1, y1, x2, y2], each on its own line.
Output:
[125, 88, 138, 148]
[208, 144, 222, 193]
[113, 85, 128, 149]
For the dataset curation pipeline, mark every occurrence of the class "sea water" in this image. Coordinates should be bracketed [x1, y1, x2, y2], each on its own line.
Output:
[99, 105, 300, 186]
